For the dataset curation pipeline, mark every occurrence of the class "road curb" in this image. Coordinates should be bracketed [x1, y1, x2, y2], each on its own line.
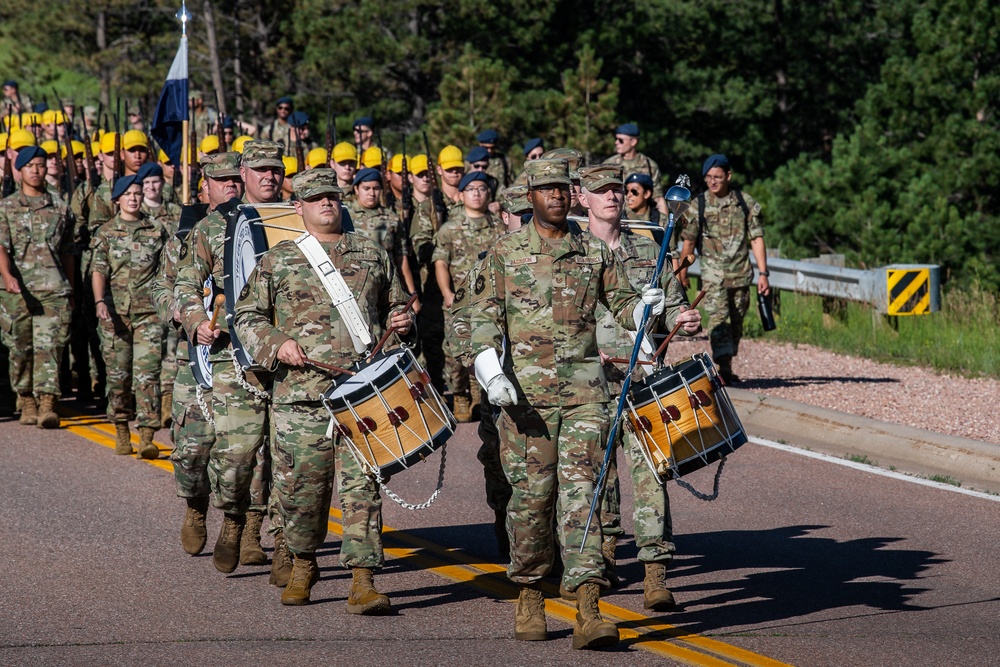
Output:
[728, 388, 1000, 495]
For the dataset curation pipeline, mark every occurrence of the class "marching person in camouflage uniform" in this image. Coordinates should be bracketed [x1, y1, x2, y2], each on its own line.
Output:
[346, 167, 417, 295]
[260, 96, 294, 153]
[679, 154, 769, 384]
[433, 170, 504, 422]
[436, 145, 465, 206]
[541, 148, 586, 217]
[234, 168, 412, 608]
[513, 138, 545, 186]
[174, 140, 285, 576]
[152, 152, 243, 556]
[0, 146, 75, 429]
[469, 158, 666, 650]
[604, 123, 667, 216]
[579, 163, 700, 610]
[329, 142, 358, 204]
[91, 175, 169, 459]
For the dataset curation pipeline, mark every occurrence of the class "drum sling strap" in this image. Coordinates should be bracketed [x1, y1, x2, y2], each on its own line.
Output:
[293, 232, 372, 355]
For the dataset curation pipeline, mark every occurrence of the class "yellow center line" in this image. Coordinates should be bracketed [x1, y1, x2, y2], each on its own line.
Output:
[57, 410, 792, 666]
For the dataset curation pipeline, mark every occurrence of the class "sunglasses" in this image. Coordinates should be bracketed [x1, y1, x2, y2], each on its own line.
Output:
[626, 188, 643, 196]
[471, 162, 489, 170]
[277, 105, 292, 110]
[614, 137, 628, 143]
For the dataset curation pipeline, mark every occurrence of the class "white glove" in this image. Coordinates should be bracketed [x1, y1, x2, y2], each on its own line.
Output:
[641, 287, 665, 316]
[486, 375, 518, 407]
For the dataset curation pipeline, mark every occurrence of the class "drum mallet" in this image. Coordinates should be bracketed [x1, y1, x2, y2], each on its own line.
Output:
[208, 294, 224, 330]
[366, 292, 420, 361]
[304, 358, 356, 376]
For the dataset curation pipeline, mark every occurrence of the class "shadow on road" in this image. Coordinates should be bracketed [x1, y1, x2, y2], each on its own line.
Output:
[740, 376, 901, 390]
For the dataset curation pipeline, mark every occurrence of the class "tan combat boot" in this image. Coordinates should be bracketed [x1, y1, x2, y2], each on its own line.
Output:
[469, 380, 482, 414]
[269, 530, 293, 587]
[240, 510, 268, 565]
[514, 585, 547, 641]
[160, 390, 173, 429]
[114, 423, 134, 455]
[453, 394, 472, 423]
[18, 395, 38, 426]
[602, 535, 620, 587]
[643, 562, 676, 611]
[137, 426, 159, 460]
[212, 513, 245, 573]
[181, 497, 210, 555]
[281, 552, 320, 606]
[36, 394, 60, 429]
[572, 582, 619, 650]
[346, 567, 391, 615]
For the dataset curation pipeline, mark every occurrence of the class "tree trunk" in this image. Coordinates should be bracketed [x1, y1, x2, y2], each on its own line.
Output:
[97, 10, 109, 108]
[203, 0, 227, 116]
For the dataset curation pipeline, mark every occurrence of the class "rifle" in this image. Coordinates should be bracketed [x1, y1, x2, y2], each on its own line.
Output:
[217, 111, 226, 151]
[294, 120, 305, 174]
[2, 105, 14, 197]
[400, 132, 412, 229]
[79, 120, 100, 188]
[325, 96, 334, 159]
[112, 99, 122, 184]
[422, 131, 442, 231]
[376, 127, 386, 207]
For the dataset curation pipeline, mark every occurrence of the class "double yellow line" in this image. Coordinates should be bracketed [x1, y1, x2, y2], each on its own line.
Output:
[60, 412, 792, 667]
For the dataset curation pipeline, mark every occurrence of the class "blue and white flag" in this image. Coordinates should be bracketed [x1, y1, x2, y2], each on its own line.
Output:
[150, 35, 188, 167]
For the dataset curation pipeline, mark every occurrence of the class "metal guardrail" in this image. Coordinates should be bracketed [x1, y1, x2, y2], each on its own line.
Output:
[685, 257, 940, 315]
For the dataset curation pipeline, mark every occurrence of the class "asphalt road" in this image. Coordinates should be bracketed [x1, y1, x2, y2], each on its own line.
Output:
[1, 399, 998, 667]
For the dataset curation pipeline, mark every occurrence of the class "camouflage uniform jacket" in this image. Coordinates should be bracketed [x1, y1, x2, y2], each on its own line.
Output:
[91, 213, 169, 316]
[594, 231, 690, 395]
[431, 209, 504, 290]
[604, 152, 664, 199]
[151, 228, 188, 328]
[143, 200, 183, 235]
[87, 179, 114, 236]
[469, 221, 641, 407]
[0, 191, 75, 296]
[233, 232, 408, 404]
[487, 153, 513, 188]
[345, 201, 406, 259]
[260, 119, 291, 153]
[679, 189, 764, 288]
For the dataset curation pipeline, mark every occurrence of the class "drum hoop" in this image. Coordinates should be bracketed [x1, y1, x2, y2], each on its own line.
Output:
[322, 348, 411, 409]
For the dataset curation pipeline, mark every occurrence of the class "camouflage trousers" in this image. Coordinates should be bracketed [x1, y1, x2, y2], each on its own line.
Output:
[0, 290, 71, 397]
[499, 402, 611, 591]
[209, 357, 271, 516]
[476, 395, 511, 513]
[160, 325, 179, 393]
[442, 308, 470, 397]
[704, 283, 751, 361]
[599, 424, 676, 563]
[97, 309, 163, 428]
[270, 402, 383, 567]
[169, 341, 215, 499]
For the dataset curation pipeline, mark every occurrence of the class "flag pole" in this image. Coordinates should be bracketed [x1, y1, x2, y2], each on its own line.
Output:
[178, 2, 191, 203]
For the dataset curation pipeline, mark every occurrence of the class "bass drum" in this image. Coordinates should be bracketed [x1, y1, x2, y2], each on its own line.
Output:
[191, 277, 216, 389]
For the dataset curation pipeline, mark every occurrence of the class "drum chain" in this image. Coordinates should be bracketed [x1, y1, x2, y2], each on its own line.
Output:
[195, 384, 215, 427]
[373, 443, 447, 511]
[673, 455, 726, 501]
[230, 348, 271, 401]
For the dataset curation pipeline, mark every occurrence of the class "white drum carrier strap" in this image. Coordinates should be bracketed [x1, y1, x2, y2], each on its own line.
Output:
[294, 232, 372, 354]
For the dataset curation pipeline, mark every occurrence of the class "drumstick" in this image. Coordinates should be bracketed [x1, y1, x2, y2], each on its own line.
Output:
[653, 289, 707, 360]
[366, 292, 420, 361]
[208, 294, 224, 329]
[605, 357, 655, 366]
[304, 357, 356, 376]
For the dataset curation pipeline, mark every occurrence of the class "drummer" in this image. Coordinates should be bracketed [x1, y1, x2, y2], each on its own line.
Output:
[578, 163, 700, 609]
[233, 168, 412, 608]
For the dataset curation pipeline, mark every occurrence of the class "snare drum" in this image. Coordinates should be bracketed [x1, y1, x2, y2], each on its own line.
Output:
[321, 347, 456, 478]
[625, 353, 747, 479]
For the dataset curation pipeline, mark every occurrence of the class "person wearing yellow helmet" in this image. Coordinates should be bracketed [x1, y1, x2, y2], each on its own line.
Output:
[436, 145, 465, 205]
[305, 147, 327, 170]
[232, 135, 253, 154]
[281, 155, 298, 200]
[329, 142, 358, 202]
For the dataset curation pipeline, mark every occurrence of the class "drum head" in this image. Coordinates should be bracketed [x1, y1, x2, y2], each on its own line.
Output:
[322, 348, 412, 410]
[223, 200, 269, 370]
[630, 353, 714, 409]
[191, 277, 215, 389]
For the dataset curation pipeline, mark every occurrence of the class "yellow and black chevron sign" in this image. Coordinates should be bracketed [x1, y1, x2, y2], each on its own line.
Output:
[886, 268, 931, 315]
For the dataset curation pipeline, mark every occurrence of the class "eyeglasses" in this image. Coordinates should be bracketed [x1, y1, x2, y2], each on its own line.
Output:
[277, 105, 292, 111]
[705, 175, 727, 182]
[626, 188, 643, 196]
[464, 186, 489, 194]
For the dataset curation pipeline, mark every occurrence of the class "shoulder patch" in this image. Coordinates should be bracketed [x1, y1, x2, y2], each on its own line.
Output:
[506, 256, 537, 266]
[178, 242, 188, 260]
[239, 282, 251, 300]
[474, 274, 486, 295]
[454, 287, 466, 304]
[752, 202, 762, 216]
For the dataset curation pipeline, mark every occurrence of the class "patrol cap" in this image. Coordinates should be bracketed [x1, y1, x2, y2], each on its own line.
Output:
[465, 146, 489, 164]
[111, 174, 140, 201]
[242, 140, 284, 169]
[579, 163, 624, 191]
[276, 95, 293, 106]
[525, 158, 571, 188]
[625, 172, 654, 191]
[353, 116, 374, 129]
[438, 145, 463, 170]
[190, 90, 204, 100]
[282, 155, 299, 177]
[289, 111, 309, 128]
[458, 171, 489, 192]
[306, 147, 328, 168]
[40, 140, 59, 156]
[409, 154, 429, 175]
[201, 151, 242, 179]
[136, 162, 164, 181]
[42, 110, 66, 125]
[83, 105, 98, 122]
[15, 145, 47, 170]
[541, 147, 583, 180]
[292, 168, 343, 200]
[702, 153, 730, 176]
[21, 112, 42, 127]
[353, 167, 381, 186]
[499, 185, 530, 214]
[361, 146, 383, 168]
[615, 123, 640, 137]
[232, 135, 253, 153]
[63, 140, 86, 158]
[122, 130, 149, 150]
[100, 132, 119, 154]
[10, 129, 37, 150]
[522, 137, 543, 156]
[476, 129, 498, 144]
[388, 153, 412, 174]
[199, 135, 220, 154]
[332, 141, 357, 163]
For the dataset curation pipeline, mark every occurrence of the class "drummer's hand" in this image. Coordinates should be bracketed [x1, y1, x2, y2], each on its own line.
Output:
[598, 349, 611, 365]
[172, 308, 182, 324]
[196, 319, 221, 346]
[390, 310, 414, 335]
[676, 305, 702, 333]
[277, 339, 306, 367]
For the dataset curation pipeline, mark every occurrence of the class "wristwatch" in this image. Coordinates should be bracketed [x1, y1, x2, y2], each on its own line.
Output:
[760, 270, 770, 277]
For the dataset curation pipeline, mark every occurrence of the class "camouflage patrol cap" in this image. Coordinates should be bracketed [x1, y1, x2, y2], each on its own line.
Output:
[242, 140, 284, 169]
[292, 168, 343, 200]
[525, 158, 571, 188]
[541, 147, 584, 181]
[579, 163, 624, 191]
[499, 185, 530, 214]
[201, 151, 242, 179]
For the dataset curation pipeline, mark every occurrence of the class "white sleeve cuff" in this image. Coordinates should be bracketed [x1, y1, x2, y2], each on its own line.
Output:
[474, 348, 505, 390]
